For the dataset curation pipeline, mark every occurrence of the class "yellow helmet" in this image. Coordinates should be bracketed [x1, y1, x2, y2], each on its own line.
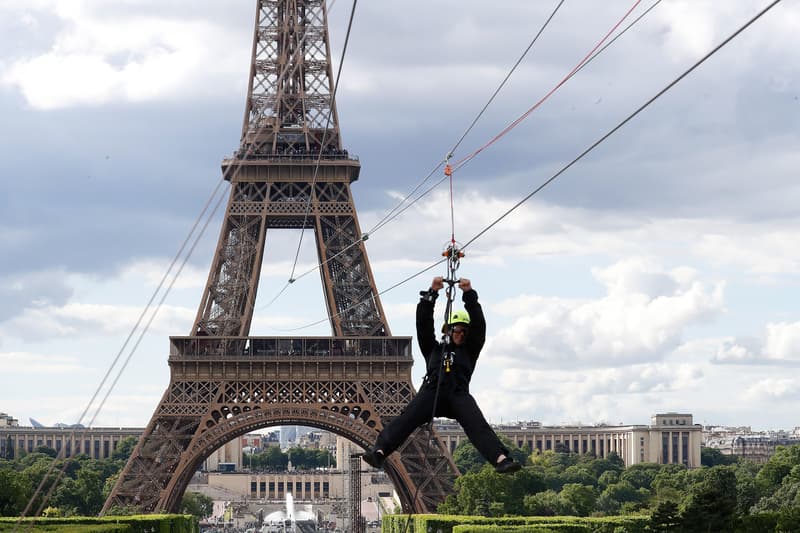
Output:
[442, 310, 470, 332]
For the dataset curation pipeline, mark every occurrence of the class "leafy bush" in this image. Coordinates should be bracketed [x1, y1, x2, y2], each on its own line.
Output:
[382, 513, 649, 533]
[0, 514, 196, 533]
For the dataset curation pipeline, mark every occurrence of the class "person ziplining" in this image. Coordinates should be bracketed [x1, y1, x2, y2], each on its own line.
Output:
[362, 274, 522, 475]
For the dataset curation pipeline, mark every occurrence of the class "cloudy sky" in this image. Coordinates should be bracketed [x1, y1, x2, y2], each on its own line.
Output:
[2, 0, 799, 433]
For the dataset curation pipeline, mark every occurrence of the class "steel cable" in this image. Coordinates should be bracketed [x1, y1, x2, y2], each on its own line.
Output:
[279, 0, 781, 333]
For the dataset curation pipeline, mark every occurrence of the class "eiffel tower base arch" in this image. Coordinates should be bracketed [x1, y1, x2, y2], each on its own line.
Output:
[103, 336, 459, 514]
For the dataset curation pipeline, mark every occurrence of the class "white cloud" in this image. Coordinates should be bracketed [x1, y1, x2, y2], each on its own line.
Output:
[485, 257, 724, 368]
[3, 389, 163, 428]
[471, 360, 705, 425]
[120, 259, 208, 290]
[0, 302, 194, 342]
[363, 190, 800, 284]
[1, 1, 247, 109]
[714, 321, 800, 364]
[744, 378, 800, 402]
[765, 322, 800, 360]
[0, 351, 83, 374]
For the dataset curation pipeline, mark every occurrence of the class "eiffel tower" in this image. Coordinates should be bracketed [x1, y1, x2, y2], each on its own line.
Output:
[103, 0, 458, 515]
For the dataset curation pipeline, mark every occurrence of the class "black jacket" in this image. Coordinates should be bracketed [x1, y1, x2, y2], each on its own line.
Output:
[417, 288, 486, 391]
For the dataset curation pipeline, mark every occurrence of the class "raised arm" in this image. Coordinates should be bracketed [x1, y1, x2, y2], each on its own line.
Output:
[460, 278, 486, 355]
[416, 276, 443, 361]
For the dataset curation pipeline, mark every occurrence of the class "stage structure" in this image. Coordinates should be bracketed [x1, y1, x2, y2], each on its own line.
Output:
[103, 0, 458, 515]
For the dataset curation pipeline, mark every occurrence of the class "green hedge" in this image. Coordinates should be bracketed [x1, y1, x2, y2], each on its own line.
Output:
[0, 524, 130, 533]
[452, 524, 591, 533]
[0, 514, 196, 533]
[382, 514, 649, 533]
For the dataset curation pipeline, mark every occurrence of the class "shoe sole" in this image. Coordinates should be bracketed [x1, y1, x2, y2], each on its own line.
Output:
[495, 463, 521, 474]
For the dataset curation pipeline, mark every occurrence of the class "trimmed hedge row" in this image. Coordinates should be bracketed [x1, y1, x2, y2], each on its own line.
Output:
[382, 514, 649, 533]
[452, 524, 591, 533]
[0, 514, 196, 533]
[0, 525, 130, 533]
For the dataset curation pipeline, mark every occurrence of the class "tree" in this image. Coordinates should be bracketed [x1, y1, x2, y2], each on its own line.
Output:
[558, 483, 596, 516]
[21, 456, 60, 514]
[35, 446, 58, 458]
[751, 479, 800, 514]
[498, 435, 528, 466]
[264, 446, 288, 470]
[701, 447, 737, 467]
[757, 445, 800, 493]
[0, 467, 32, 516]
[524, 489, 562, 516]
[451, 465, 510, 516]
[452, 441, 486, 474]
[246, 445, 290, 471]
[504, 467, 548, 515]
[286, 447, 335, 470]
[650, 500, 681, 532]
[595, 491, 621, 515]
[181, 491, 213, 519]
[580, 453, 625, 479]
[111, 437, 138, 462]
[733, 462, 761, 516]
[4, 437, 13, 460]
[652, 464, 689, 503]
[679, 466, 739, 532]
[75, 465, 105, 515]
[600, 480, 642, 507]
[620, 462, 661, 490]
[103, 473, 119, 500]
[776, 505, 800, 532]
[597, 469, 619, 489]
[52, 476, 82, 516]
[562, 465, 596, 487]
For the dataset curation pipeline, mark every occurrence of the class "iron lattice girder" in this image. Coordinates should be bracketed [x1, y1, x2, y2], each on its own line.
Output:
[166, 335, 416, 417]
[194, 160, 386, 338]
[104, 416, 200, 513]
[243, 0, 341, 155]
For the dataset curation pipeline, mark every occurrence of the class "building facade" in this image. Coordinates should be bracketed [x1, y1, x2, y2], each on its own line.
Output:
[0, 413, 19, 427]
[704, 431, 800, 464]
[436, 412, 703, 468]
[0, 426, 141, 460]
[202, 470, 393, 502]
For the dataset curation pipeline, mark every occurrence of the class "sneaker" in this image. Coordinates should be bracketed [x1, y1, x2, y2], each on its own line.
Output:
[494, 457, 521, 474]
[362, 450, 385, 469]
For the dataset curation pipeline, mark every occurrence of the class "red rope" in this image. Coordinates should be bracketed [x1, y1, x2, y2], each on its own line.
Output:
[445, 163, 456, 244]
[452, 0, 643, 170]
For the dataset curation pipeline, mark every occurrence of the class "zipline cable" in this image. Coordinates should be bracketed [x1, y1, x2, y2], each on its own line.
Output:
[451, 0, 643, 171]
[460, 0, 782, 252]
[447, 0, 567, 158]
[36, 186, 228, 524]
[289, 0, 359, 282]
[278, 0, 781, 333]
[369, 0, 568, 241]
[13, 174, 229, 530]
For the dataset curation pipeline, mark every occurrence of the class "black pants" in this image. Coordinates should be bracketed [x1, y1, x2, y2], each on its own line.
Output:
[374, 384, 509, 464]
